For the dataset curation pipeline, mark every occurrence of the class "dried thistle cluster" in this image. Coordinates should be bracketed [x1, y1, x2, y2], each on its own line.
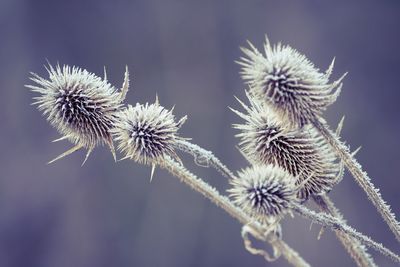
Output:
[27, 35, 400, 266]
[28, 64, 185, 167]
[229, 36, 346, 221]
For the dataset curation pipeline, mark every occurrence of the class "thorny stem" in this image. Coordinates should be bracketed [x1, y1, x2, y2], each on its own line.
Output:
[174, 139, 236, 180]
[313, 195, 376, 267]
[161, 156, 310, 267]
[292, 203, 400, 263]
[312, 119, 400, 242]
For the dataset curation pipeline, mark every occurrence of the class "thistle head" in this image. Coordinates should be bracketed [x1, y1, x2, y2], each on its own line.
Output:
[112, 100, 186, 165]
[231, 93, 341, 201]
[237, 36, 346, 128]
[229, 165, 298, 222]
[27, 64, 129, 163]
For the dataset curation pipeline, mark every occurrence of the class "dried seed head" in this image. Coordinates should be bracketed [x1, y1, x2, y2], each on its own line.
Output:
[27, 64, 129, 163]
[231, 93, 341, 201]
[112, 101, 186, 165]
[237, 36, 346, 128]
[229, 165, 298, 222]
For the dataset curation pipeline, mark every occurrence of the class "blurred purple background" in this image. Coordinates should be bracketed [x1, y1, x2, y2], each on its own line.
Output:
[0, 0, 399, 266]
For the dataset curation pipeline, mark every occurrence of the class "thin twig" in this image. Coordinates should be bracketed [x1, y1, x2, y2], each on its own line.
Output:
[312, 119, 400, 243]
[292, 203, 400, 263]
[241, 225, 281, 262]
[313, 195, 376, 267]
[174, 139, 236, 179]
[161, 156, 310, 267]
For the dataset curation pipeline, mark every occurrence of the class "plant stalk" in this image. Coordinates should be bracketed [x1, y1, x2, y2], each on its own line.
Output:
[174, 139, 236, 179]
[292, 202, 400, 263]
[312, 118, 400, 242]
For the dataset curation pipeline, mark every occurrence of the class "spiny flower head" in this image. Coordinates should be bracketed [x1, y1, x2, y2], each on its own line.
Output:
[229, 165, 298, 222]
[27, 64, 129, 164]
[231, 93, 341, 201]
[112, 100, 186, 166]
[237, 36, 346, 128]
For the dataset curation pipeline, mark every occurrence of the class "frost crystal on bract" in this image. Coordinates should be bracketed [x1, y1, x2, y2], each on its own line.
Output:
[229, 165, 297, 221]
[112, 101, 186, 166]
[231, 94, 341, 201]
[27, 64, 129, 164]
[237, 36, 346, 128]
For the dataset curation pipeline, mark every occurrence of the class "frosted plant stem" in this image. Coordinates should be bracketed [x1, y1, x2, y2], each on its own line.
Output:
[292, 203, 400, 263]
[312, 118, 400, 242]
[173, 140, 310, 265]
[313, 195, 376, 267]
[161, 156, 310, 267]
[272, 237, 311, 267]
[174, 139, 236, 179]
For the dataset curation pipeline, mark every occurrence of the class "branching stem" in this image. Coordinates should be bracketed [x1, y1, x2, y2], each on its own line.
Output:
[161, 156, 310, 267]
[313, 195, 376, 267]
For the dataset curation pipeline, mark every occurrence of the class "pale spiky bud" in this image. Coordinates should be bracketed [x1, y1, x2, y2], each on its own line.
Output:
[231, 94, 340, 201]
[229, 165, 298, 222]
[27, 64, 129, 163]
[112, 101, 187, 165]
[237, 36, 346, 128]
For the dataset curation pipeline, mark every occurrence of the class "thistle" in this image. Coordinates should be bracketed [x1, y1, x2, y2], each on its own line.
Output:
[238, 37, 400, 242]
[231, 93, 341, 201]
[112, 99, 187, 178]
[237, 36, 346, 128]
[26, 64, 129, 164]
[229, 165, 298, 222]
[26, 35, 400, 265]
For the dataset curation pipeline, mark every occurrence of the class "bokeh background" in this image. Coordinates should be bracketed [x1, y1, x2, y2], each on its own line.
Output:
[1, 0, 399, 266]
